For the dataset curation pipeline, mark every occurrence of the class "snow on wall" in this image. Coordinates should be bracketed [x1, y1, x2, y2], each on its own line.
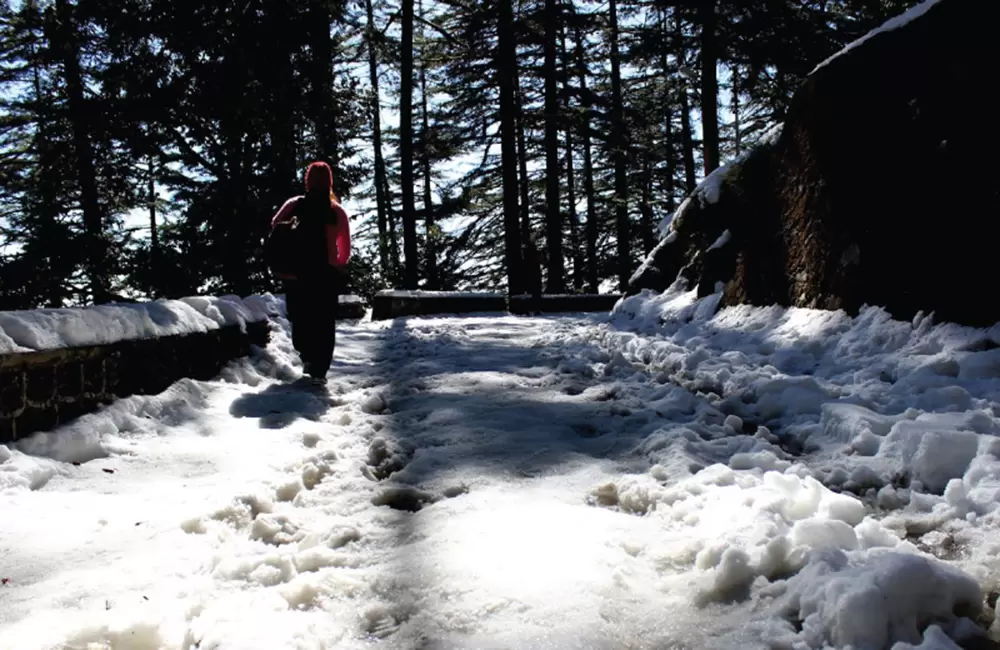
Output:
[377, 290, 507, 299]
[0, 295, 273, 355]
[809, 0, 944, 75]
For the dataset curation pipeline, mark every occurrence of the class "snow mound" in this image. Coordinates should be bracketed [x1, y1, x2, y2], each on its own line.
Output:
[763, 549, 981, 649]
[14, 378, 214, 464]
[0, 446, 61, 491]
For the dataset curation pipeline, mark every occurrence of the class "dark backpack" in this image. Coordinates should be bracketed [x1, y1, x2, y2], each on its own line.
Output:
[265, 197, 332, 280]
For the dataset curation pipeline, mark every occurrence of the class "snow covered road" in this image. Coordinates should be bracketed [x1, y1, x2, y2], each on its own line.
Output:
[3, 290, 1000, 649]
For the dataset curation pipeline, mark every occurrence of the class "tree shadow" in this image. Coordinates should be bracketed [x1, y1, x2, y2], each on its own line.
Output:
[354, 313, 776, 644]
[365, 312, 729, 484]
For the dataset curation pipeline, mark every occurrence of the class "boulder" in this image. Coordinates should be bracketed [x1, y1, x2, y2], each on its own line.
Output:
[630, 0, 1000, 327]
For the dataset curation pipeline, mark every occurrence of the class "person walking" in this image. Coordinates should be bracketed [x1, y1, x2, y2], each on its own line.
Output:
[268, 161, 352, 381]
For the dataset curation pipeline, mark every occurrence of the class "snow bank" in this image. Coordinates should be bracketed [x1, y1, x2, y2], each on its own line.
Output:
[12, 378, 217, 465]
[596, 281, 1000, 645]
[0, 295, 273, 354]
[762, 550, 982, 649]
[810, 0, 944, 75]
[590, 458, 985, 647]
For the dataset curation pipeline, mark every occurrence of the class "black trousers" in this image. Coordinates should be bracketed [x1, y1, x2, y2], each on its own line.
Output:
[284, 272, 340, 378]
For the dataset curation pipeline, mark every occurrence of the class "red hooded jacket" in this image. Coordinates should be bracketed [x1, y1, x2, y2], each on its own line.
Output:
[270, 162, 352, 269]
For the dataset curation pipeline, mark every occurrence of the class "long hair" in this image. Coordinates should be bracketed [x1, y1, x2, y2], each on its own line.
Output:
[304, 161, 339, 203]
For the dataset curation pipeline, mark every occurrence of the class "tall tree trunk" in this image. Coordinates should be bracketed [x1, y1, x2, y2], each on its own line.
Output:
[221, 19, 249, 295]
[662, 7, 677, 213]
[542, 0, 563, 293]
[54, 0, 107, 303]
[270, 0, 297, 199]
[680, 91, 696, 193]
[675, 9, 697, 194]
[515, 74, 531, 244]
[561, 24, 582, 292]
[364, 0, 391, 279]
[731, 62, 741, 157]
[387, 203, 402, 284]
[418, 0, 438, 289]
[400, 0, 419, 289]
[310, 0, 336, 170]
[564, 130, 581, 291]
[699, 0, 720, 175]
[574, 25, 599, 294]
[29, 25, 63, 308]
[608, 0, 630, 292]
[640, 158, 655, 254]
[147, 154, 159, 297]
[498, 0, 523, 294]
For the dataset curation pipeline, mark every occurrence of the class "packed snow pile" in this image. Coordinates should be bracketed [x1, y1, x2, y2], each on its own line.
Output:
[601, 282, 1000, 638]
[0, 295, 273, 354]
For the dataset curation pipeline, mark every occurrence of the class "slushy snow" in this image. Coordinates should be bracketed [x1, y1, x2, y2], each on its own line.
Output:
[2, 289, 1000, 649]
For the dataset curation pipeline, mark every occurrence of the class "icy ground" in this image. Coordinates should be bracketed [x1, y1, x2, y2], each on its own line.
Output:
[3, 288, 1000, 650]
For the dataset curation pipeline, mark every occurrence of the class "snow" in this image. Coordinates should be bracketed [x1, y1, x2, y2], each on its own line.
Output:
[708, 229, 732, 251]
[649, 129, 776, 259]
[699, 165, 730, 205]
[651, 112, 784, 254]
[3, 289, 1000, 649]
[0, 295, 271, 354]
[810, 0, 944, 75]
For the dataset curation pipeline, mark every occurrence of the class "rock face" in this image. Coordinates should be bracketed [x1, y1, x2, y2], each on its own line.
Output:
[630, 0, 1000, 327]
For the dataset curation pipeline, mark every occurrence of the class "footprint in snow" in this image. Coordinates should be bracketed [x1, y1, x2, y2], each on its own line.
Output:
[372, 486, 437, 512]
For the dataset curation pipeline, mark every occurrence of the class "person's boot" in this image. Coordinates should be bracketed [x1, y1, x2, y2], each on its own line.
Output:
[306, 361, 327, 381]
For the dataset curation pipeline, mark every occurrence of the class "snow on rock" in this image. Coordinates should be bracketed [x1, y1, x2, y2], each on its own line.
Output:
[810, 0, 945, 75]
[630, 0, 1000, 329]
[708, 229, 731, 251]
[630, 132, 781, 297]
[0, 294, 271, 354]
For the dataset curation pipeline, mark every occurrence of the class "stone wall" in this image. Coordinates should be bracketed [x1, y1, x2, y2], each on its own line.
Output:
[338, 295, 367, 320]
[0, 321, 269, 444]
[507, 294, 623, 315]
[372, 291, 622, 320]
[372, 292, 509, 320]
